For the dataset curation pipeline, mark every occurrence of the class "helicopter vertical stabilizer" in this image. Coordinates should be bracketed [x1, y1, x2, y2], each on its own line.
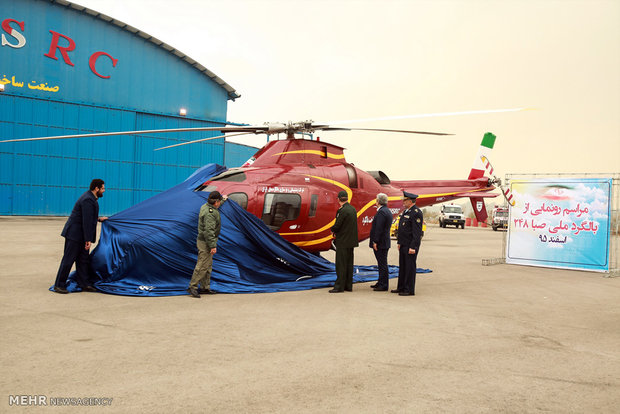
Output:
[467, 132, 496, 180]
[467, 132, 497, 223]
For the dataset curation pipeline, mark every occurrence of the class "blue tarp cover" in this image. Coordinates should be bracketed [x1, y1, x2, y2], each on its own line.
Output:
[58, 164, 429, 296]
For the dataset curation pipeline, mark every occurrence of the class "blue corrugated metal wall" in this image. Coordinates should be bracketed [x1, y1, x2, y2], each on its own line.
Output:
[224, 142, 258, 169]
[0, 95, 255, 215]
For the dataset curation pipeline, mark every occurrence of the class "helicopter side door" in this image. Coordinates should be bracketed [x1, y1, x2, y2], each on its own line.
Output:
[259, 186, 308, 232]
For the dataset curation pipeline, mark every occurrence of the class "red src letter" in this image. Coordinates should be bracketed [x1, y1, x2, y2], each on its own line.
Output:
[89, 51, 119, 79]
[44, 30, 76, 66]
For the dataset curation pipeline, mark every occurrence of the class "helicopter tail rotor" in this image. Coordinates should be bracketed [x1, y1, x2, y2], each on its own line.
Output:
[480, 155, 516, 207]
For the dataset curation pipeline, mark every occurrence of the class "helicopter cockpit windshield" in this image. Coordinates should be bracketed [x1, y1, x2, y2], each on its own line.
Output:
[208, 170, 247, 182]
[195, 170, 247, 192]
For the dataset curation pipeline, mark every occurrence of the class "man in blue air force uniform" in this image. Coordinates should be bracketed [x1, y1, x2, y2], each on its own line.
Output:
[369, 193, 392, 291]
[394, 191, 423, 296]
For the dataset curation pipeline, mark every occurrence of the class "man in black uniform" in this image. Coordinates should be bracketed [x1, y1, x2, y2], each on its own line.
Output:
[393, 191, 423, 296]
[369, 193, 392, 291]
[329, 190, 358, 293]
[53, 178, 108, 293]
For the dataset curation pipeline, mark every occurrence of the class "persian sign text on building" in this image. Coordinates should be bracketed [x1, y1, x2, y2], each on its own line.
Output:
[506, 178, 612, 272]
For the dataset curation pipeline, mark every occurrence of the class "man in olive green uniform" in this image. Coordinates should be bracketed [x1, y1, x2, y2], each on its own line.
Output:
[188, 191, 224, 298]
[329, 190, 359, 293]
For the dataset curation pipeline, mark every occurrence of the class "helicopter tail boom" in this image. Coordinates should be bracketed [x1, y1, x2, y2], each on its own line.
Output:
[391, 132, 499, 222]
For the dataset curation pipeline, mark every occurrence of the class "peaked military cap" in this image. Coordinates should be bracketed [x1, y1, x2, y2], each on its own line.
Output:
[337, 190, 348, 199]
[403, 191, 418, 200]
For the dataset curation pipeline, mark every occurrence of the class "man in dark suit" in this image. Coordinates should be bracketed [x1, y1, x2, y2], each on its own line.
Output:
[53, 179, 107, 293]
[369, 193, 392, 291]
[393, 191, 423, 296]
[329, 190, 358, 293]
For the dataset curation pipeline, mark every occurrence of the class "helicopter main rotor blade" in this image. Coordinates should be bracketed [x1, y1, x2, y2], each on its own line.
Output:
[1, 107, 530, 144]
[323, 127, 452, 136]
[154, 132, 256, 151]
[0, 125, 267, 143]
[324, 107, 531, 126]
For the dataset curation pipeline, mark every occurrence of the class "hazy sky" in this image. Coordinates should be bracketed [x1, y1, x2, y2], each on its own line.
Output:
[74, 0, 619, 181]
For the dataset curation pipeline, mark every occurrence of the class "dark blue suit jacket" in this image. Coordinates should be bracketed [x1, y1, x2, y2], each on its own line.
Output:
[369, 205, 392, 249]
[61, 191, 99, 243]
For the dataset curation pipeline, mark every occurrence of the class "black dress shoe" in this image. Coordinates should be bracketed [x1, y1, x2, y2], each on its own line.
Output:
[187, 288, 200, 298]
[398, 292, 411, 296]
[390, 289, 401, 293]
[328, 289, 344, 293]
[82, 285, 98, 292]
[53, 286, 68, 294]
[373, 287, 388, 291]
[199, 288, 216, 295]
[370, 284, 378, 288]
[345, 288, 352, 292]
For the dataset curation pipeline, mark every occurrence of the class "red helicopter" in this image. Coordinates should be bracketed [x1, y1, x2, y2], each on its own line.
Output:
[193, 127, 499, 251]
[1, 111, 518, 252]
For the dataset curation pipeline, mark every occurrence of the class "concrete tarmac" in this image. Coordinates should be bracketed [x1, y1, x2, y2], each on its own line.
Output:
[1, 217, 619, 413]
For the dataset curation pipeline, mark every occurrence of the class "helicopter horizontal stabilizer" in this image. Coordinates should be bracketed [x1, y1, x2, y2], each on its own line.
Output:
[453, 191, 498, 198]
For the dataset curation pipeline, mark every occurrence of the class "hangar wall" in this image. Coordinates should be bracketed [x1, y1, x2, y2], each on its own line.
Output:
[0, 0, 256, 216]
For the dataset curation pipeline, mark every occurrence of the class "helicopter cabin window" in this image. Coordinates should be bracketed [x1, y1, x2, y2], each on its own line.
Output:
[321, 146, 328, 158]
[345, 164, 358, 188]
[262, 193, 301, 230]
[227, 192, 248, 210]
[309, 194, 318, 217]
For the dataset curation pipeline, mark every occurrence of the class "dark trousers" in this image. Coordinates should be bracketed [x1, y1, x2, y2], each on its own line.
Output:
[373, 248, 389, 288]
[54, 238, 91, 289]
[334, 247, 354, 291]
[397, 245, 419, 294]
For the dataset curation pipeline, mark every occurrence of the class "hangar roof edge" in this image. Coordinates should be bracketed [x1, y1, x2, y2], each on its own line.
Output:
[52, 0, 241, 101]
